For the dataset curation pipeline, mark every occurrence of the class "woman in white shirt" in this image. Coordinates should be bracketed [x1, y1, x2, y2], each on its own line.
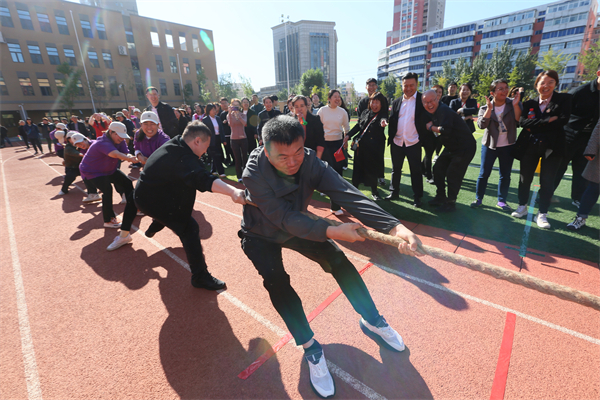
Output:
[318, 89, 350, 215]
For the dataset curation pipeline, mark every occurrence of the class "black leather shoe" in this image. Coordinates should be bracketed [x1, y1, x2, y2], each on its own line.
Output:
[191, 273, 226, 290]
[413, 198, 422, 208]
[384, 193, 399, 201]
[428, 196, 446, 206]
[436, 202, 456, 213]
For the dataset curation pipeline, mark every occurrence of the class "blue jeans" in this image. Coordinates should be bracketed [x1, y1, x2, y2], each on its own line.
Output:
[578, 181, 599, 218]
[476, 144, 514, 203]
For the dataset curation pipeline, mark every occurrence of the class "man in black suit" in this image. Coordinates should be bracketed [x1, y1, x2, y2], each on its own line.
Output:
[291, 95, 325, 159]
[219, 97, 234, 166]
[67, 115, 89, 137]
[257, 96, 281, 144]
[201, 103, 226, 177]
[440, 82, 458, 106]
[145, 86, 178, 138]
[385, 72, 430, 207]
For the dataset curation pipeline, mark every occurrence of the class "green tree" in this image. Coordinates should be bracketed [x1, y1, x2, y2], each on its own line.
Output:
[470, 51, 488, 84]
[195, 66, 212, 103]
[484, 43, 515, 80]
[473, 74, 495, 105]
[580, 42, 600, 82]
[380, 74, 397, 101]
[393, 79, 403, 99]
[431, 60, 455, 88]
[239, 74, 254, 98]
[311, 85, 319, 96]
[320, 83, 330, 103]
[214, 73, 237, 100]
[183, 83, 194, 105]
[299, 69, 325, 96]
[56, 62, 83, 114]
[508, 49, 537, 93]
[454, 57, 473, 85]
[277, 87, 288, 103]
[536, 47, 572, 75]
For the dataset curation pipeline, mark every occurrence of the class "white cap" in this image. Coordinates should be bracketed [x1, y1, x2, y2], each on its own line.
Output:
[71, 133, 87, 144]
[56, 123, 67, 130]
[65, 130, 78, 139]
[108, 121, 130, 139]
[140, 111, 159, 125]
[54, 130, 65, 144]
[133, 108, 140, 113]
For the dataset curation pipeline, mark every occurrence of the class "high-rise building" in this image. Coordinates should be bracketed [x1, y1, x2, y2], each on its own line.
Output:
[79, 0, 138, 15]
[378, 0, 598, 91]
[386, 0, 446, 46]
[0, 0, 217, 136]
[271, 20, 337, 91]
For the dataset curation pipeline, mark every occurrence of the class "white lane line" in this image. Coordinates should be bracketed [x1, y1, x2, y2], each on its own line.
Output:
[0, 152, 43, 400]
[35, 157, 386, 400]
[346, 254, 600, 346]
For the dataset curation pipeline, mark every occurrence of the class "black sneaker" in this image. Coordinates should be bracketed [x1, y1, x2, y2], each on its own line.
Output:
[191, 273, 226, 290]
[436, 202, 456, 212]
[428, 196, 446, 206]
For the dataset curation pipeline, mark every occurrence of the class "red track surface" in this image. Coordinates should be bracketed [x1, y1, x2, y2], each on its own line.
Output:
[1, 146, 599, 400]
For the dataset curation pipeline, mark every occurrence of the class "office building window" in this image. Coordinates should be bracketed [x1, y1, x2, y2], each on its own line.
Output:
[0, 4, 14, 27]
[151, 27, 160, 47]
[192, 34, 200, 53]
[102, 51, 113, 68]
[37, 12, 51, 32]
[19, 76, 34, 96]
[97, 20, 107, 40]
[195, 60, 202, 74]
[55, 13, 69, 35]
[173, 80, 181, 96]
[38, 78, 52, 96]
[16, 7, 33, 30]
[109, 76, 119, 96]
[159, 79, 168, 95]
[8, 43, 25, 63]
[94, 77, 105, 96]
[125, 30, 134, 44]
[88, 50, 100, 68]
[170, 56, 177, 73]
[0, 72, 8, 95]
[156, 55, 164, 72]
[182, 58, 189, 74]
[80, 17, 93, 38]
[64, 47, 76, 66]
[165, 30, 174, 49]
[28, 44, 43, 64]
[55, 77, 65, 94]
[179, 33, 187, 51]
[76, 79, 84, 96]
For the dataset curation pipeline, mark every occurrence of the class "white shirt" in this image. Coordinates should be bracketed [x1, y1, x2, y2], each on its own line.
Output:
[210, 116, 219, 135]
[393, 93, 419, 147]
[494, 104, 510, 148]
[151, 106, 162, 125]
[539, 93, 552, 113]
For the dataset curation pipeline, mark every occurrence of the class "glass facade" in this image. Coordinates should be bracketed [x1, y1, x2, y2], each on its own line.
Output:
[309, 33, 330, 84]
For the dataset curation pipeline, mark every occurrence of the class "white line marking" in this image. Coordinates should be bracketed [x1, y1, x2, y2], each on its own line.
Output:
[0, 152, 43, 400]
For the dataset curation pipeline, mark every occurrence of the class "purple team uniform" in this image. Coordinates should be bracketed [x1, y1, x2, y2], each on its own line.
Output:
[134, 130, 170, 158]
[79, 135, 128, 180]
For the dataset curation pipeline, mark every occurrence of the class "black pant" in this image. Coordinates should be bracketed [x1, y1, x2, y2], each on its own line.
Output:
[44, 136, 53, 153]
[433, 144, 476, 202]
[553, 135, 589, 202]
[208, 145, 224, 175]
[324, 140, 345, 211]
[83, 178, 98, 194]
[390, 142, 423, 199]
[231, 138, 248, 179]
[241, 234, 381, 345]
[517, 141, 563, 214]
[91, 169, 136, 230]
[62, 167, 80, 192]
[421, 139, 438, 180]
[247, 132, 258, 155]
[223, 136, 234, 164]
[29, 138, 43, 153]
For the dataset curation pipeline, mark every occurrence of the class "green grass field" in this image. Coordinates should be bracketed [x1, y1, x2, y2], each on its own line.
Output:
[224, 122, 599, 263]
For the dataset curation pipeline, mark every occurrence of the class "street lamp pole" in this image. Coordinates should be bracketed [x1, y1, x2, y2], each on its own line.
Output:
[120, 83, 128, 108]
[281, 15, 290, 95]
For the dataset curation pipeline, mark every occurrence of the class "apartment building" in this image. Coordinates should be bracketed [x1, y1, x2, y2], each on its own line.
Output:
[0, 0, 217, 135]
[386, 0, 446, 46]
[378, 0, 597, 91]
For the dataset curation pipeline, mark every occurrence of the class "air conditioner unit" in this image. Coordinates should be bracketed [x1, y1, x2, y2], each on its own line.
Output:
[118, 45, 127, 55]
[0, 32, 5, 43]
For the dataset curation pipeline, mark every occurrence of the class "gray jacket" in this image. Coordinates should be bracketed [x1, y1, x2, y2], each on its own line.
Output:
[477, 100, 521, 150]
[582, 122, 599, 184]
[242, 147, 401, 243]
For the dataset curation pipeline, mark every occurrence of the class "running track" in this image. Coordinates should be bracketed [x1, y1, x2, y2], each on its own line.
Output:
[1, 146, 599, 400]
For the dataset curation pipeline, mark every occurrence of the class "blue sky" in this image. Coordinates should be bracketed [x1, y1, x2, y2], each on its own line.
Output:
[117, 0, 551, 91]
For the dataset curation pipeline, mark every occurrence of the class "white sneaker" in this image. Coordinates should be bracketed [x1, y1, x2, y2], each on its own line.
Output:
[360, 317, 405, 352]
[219, 174, 226, 178]
[103, 217, 121, 229]
[107, 234, 132, 251]
[305, 346, 335, 398]
[58, 190, 67, 195]
[536, 213, 551, 229]
[567, 216, 586, 230]
[572, 200, 581, 208]
[511, 205, 528, 218]
[83, 193, 101, 203]
[119, 194, 127, 204]
[332, 209, 344, 216]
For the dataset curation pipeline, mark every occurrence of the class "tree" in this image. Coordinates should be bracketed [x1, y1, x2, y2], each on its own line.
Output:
[508, 48, 537, 93]
[484, 43, 515, 81]
[393, 79, 403, 99]
[431, 60, 455, 88]
[56, 62, 83, 115]
[298, 69, 325, 96]
[380, 74, 397, 101]
[311, 85, 319, 96]
[183, 83, 194, 105]
[470, 51, 488, 84]
[89, 75, 112, 112]
[277, 87, 288, 103]
[213, 73, 237, 101]
[320, 83, 330, 103]
[454, 58, 473, 85]
[473, 74, 495, 105]
[580, 42, 600, 82]
[195, 66, 212, 103]
[239, 74, 254, 98]
[536, 47, 572, 75]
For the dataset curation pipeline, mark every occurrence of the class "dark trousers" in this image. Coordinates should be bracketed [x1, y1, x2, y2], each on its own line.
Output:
[517, 141, 563, 214]
[434, 144, 476, 202]
[223, 136, 234, 164]
[247, 133, 258, 155]
[83, 178, 98, 194]
[91, 169, 136, 230]
[390, 142, 423, 199]
[29, 138, 43, 153]
[208, 145, 224, 175]
[324, 140, 345, 211]
[231, 138, 248, 179]
[475, 144, 515, 203]
[242, 234, 381, 345]
[1, 134, 13, 147]
[553, 135, 590, 202]
[578, 181, 599, 218]
[44, 137, 53, 153]
[21, 132, 30, 148]
[62, 167, 80, 193]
